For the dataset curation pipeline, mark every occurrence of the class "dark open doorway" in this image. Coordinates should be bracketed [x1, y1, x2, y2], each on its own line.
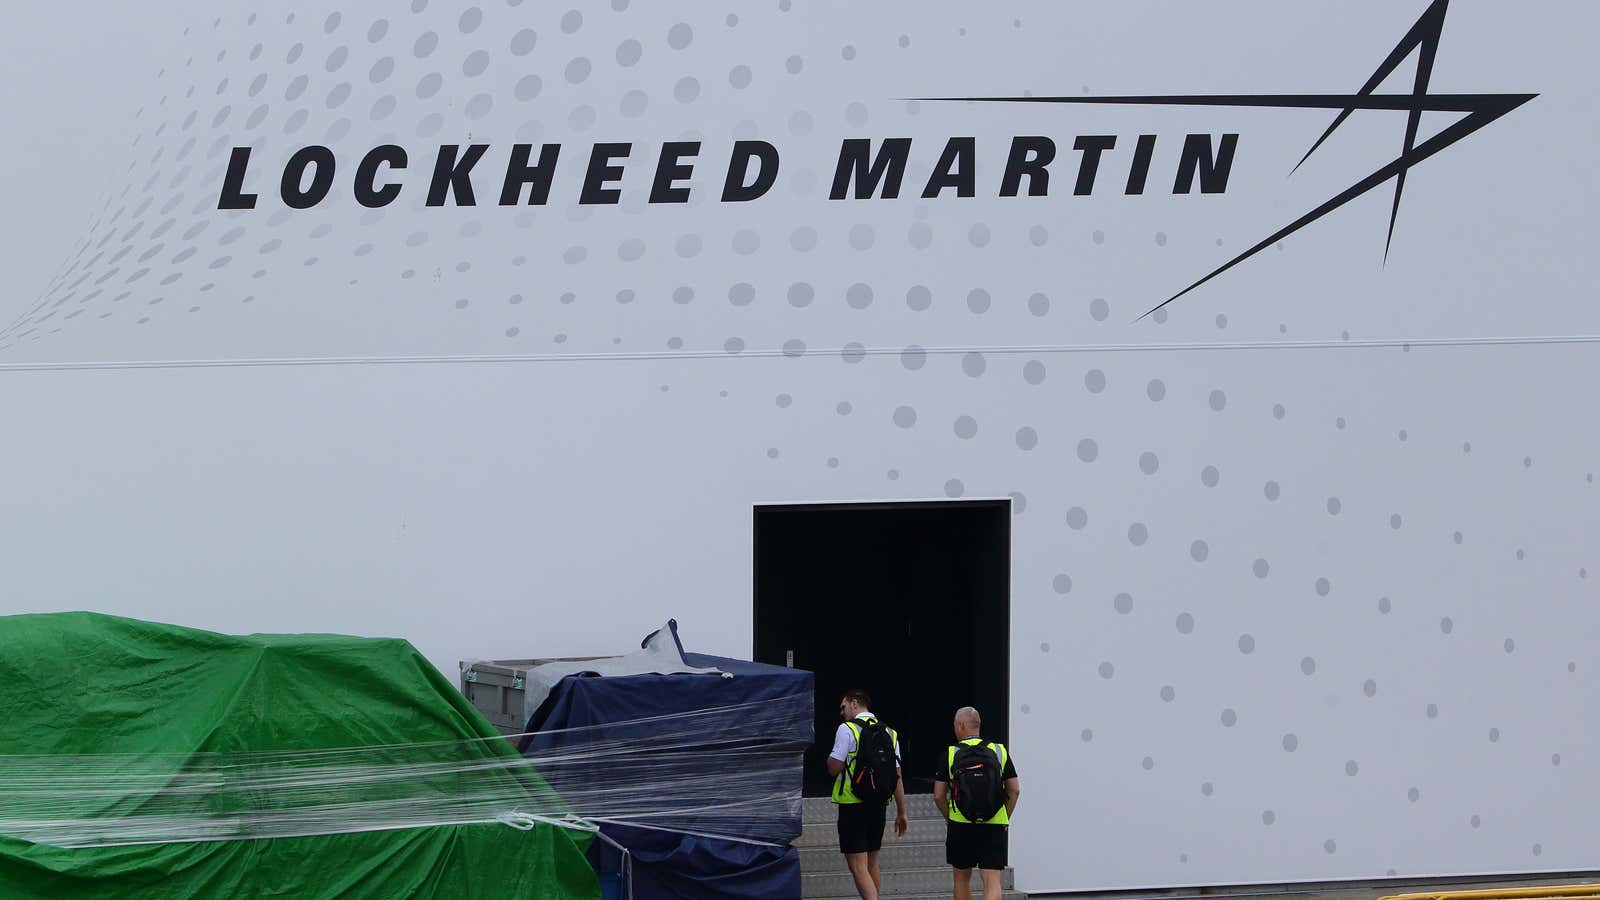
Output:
[753, 500, 1010, 796]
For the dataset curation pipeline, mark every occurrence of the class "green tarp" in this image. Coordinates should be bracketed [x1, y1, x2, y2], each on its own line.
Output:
[0, 611, 600, 899]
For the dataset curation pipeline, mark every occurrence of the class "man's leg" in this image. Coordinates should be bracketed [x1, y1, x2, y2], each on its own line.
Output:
[953, 866, 974, 900]
[844, 852, 878, 900]
[866, 850, 882, 894]
[979, 867, 1003, 900]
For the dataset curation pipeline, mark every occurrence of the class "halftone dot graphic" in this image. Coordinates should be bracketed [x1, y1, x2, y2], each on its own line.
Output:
[1128, 523, 1149, 546]
[841, 342, 866, 363]
[790, 227, 819, 252]
[1283, 734, 1299, 752]
[846, 283, 873, 309]
[674, 77, 700, 102]
[1023, 360, 1045, 385]
[1264, 481, 1281, 501]
[1262, 811, 1276, 826]
[953, 416, 978, 439]
[1221, 709, 1237, 727]
[1237, 633, 1254, 653]
[945, 479, 964, 498]
[1160, 686, 1175, 702]
[1082, 729, 1094, 743]
[1301, 656, 1317, 675]
[1201, 466, 1220, 488]
[906, 284, 932, 310]
[1209, 390, 1228, 411]
[1364, 679, 1378, 697]
[1085, 369, 1106, 393]
[668, 22, 693, 49]
[1077, 439, 1099, 462]
[1114, 592, 1133, 614]
[511, 29, 537, 55]
[1489, 727, 1500, 743]
[1379, 596, 1392, 613]
[1016, 427, 1039, 451]
[893, 406, 917, 428]
[1030, 225, 1048, 246]
[1147, 379, 1166, 401]
[1053, 574, 1072, 595]
[1066, 507, 1088, 530]
[1253, 559, 1270, 579]
[1098, 662, 1115, 679]
[1191, 541, 1211, 563]
[728, 282, 754, 306]
[1441, 617, 1454, 634]
[561, 9, 583, 33]
[781, 339, 805, 358]
[1327, 497, 1342, 515]
[1139, 452, 1159, 475]
[1315, 578, 1331, 597]
[786, 283, 814, 308]
[1089, 297, 1110, 321]
[1176, 613, 1195, 634]
[966, 289, 991, 314]
[1391, 514, 1403, 529]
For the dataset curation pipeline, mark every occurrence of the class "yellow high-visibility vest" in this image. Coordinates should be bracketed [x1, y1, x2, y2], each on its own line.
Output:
[831, 717, 899, 804]
[946, 737, 1010, 825]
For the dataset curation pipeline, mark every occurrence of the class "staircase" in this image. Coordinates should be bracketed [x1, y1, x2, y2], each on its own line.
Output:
[798, 795, 1025, 899]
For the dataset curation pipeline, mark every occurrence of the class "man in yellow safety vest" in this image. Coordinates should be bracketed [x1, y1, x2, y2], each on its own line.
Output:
[826, 688, 908, 900]
[933, 706, 1019, 900]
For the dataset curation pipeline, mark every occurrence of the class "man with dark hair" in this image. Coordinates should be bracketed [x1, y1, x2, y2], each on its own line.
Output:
[933, 706, 1019, 900]
[826, 689, 907, 900]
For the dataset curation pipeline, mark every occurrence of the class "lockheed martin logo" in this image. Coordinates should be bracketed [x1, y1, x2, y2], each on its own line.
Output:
[929, 0, 1536, 318]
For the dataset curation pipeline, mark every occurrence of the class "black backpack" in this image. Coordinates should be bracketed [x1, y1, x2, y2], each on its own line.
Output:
[845, 718, 899, 804]
[950, 742, 1006, 823]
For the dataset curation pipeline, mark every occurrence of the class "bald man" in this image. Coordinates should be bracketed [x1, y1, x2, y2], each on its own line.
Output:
[933, 706, 1019, 900]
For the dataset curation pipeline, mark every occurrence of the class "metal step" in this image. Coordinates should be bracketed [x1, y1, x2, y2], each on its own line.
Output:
[803, 865, 1015, 897]
[802, 795, 946, 825]
[798, 840, 947, 871]
[805, 892, 1025, 900]
[795, 815, 946, 848]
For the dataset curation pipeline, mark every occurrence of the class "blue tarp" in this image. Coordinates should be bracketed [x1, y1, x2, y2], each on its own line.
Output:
[519, 648, 811, 900]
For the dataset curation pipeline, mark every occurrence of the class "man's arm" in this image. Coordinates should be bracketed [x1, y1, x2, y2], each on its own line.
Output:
[825, 723, 852, 778]
[892, 767, 908, 835]
[1004, 777, 1020, 819]
[932, 780, 949, 819]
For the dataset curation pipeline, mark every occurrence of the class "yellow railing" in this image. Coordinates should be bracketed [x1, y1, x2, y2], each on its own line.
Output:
[1383, 886, 1600, 900]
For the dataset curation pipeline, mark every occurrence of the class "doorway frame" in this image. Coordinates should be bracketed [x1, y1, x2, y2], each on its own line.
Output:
[750, 497, 1013, 749]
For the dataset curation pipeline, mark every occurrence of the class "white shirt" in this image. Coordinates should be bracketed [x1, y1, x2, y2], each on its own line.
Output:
[829, 711, 903, 764]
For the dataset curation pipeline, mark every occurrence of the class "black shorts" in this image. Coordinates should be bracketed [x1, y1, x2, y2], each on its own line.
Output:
[836, 801, 887, 854]
[946, 821, 1008, 870]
